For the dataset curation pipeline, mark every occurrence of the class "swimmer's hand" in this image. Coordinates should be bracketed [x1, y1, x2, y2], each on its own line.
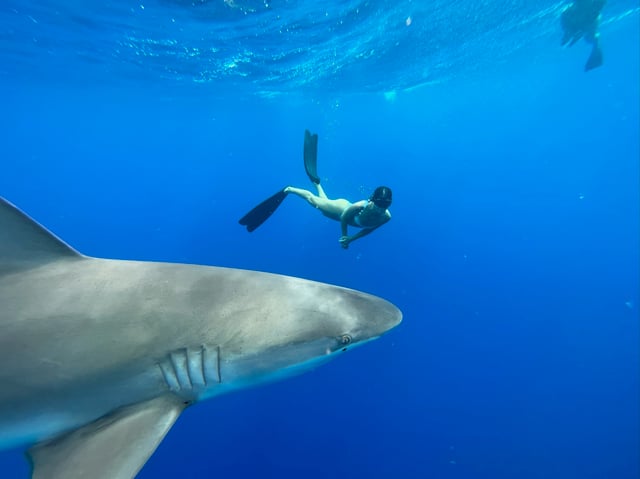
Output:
[339, 236, 351, 249]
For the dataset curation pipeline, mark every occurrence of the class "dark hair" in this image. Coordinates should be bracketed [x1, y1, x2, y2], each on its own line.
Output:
[370, 186, 392, 209]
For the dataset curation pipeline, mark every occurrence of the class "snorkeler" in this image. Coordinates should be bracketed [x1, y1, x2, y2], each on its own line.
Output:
[239, 130, 392, 249]
[560, 0, 606, 71]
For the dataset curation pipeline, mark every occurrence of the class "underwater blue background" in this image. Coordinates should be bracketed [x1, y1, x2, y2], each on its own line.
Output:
[1, 1, 638, 478]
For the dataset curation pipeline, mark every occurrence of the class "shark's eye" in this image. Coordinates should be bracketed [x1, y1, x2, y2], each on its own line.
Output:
[339, 334, 352, 345]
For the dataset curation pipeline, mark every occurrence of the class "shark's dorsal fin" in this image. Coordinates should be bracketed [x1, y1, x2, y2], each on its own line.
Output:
[28, 396, 186, 479]
[0, 196, 82, 267]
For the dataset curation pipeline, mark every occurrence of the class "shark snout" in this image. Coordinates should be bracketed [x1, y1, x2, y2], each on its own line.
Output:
[371, 296, 403, 336]
[339, 288, 403, 340]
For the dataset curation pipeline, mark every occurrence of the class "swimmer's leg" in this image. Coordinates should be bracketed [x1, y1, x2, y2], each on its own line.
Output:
[284, 186, 347, 220]
[284, 186, 321, 207]
[315, 183, 328, 199]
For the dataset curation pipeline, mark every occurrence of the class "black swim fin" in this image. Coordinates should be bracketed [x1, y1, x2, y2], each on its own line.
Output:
[239, 189, 288, 232]
[303, 129, 320, 184]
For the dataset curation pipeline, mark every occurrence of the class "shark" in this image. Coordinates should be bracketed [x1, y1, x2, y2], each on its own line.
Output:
[0, 196, 402, 478]
[560, 0, 606, 71]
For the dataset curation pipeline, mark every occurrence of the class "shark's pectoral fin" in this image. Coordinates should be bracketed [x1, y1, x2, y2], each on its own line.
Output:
[584, 41, 603, 71]
[27, 395, 187, 479]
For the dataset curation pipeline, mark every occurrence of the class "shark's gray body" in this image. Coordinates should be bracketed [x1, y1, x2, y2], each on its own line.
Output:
[0, 196, 402, 478]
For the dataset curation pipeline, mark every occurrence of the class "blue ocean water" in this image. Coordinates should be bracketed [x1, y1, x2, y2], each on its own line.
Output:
[1, 0, 639, 478]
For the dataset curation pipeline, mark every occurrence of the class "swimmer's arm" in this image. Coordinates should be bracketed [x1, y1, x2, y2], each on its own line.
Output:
[346, 226, 378, 242]
[348, 214, 390, 243]
[340, 202, 366, 236]
[340, 210, 391, 248]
